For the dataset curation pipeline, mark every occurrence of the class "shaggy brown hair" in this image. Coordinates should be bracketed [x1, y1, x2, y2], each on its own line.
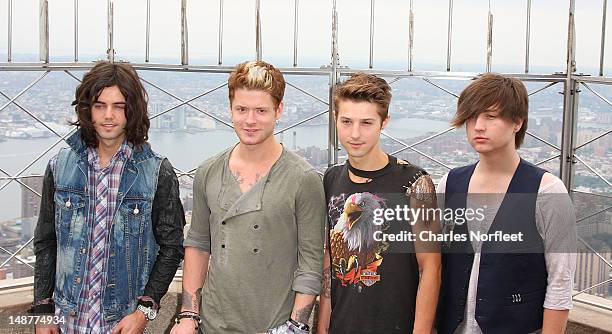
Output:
[333, 73, 392, 122]
[71, 61, 150, 148]
[453, 73, 529, 148]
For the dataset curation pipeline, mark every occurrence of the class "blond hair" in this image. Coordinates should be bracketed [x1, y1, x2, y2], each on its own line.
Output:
[228, 60, 285, 108]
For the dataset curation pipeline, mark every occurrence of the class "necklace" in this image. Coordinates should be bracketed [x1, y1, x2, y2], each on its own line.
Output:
[347, 155, 396, 179]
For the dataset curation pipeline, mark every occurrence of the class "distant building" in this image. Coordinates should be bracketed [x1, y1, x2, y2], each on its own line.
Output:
[2, 256, 35, 279]
[187, 116, 216, 130]
[21, 175, 43, 219]
[20, 217, 36, 242]
[176, 107, 187, 130]
[182, 193, 194, 213]
[575, 249, 611, 297]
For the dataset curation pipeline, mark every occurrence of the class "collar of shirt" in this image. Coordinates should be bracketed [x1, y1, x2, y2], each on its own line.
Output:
[218, 145, 287, 221]
[87, 140, 133, 172]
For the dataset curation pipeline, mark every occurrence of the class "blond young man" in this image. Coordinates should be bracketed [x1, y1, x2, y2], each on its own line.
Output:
[436, 73, 577, 334]
[317, 73, 441, 334]
[171, 61, 326, 334]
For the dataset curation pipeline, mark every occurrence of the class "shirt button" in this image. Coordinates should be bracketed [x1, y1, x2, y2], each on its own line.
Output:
[221, 244, 226, 248]
[65, 200, 71, 208]
[81, 248, 86, 254]
[253, 224, 259, 229]
[253, 248, 259, 253]
[221, 222, 226, 225]
[75, 277, 81, 284]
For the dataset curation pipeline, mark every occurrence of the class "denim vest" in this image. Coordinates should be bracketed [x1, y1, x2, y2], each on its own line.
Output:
[437, 159, 548, 334]
[53, 131, 163, 323]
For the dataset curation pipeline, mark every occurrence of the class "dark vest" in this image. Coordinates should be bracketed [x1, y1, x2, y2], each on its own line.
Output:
[437, 159, 548, 334]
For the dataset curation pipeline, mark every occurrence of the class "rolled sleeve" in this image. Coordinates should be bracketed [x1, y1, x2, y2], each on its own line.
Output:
[292, 169, 326, 295]
[536, 178, 577, 310]
[184, 164, 212, 252]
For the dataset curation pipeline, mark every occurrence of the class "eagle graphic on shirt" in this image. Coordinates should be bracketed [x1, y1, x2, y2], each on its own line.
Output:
[330, 192, 388, 289]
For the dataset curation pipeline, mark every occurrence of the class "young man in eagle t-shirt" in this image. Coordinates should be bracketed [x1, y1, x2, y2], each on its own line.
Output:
[317, 73, 441, 334]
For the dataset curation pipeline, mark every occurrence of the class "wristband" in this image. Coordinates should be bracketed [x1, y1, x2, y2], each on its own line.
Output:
[289, 318, 310, 332]
[174, 311, 201, 329]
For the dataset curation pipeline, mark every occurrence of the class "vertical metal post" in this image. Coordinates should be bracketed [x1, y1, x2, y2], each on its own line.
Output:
[600, 0, 608, 76]
[39, 0, 49, 63]
[369, 0, 375, 69]
[560, 0, 578, 189]
[8, 0, 12, 62]
[107, 0, 115, 62]
[446, 0, 453, 71]
[74, 0, 79, 62]
[525, 0, 532, 73]
[293, 0, 299, 67]
[408, 0, 414, 71]
[255, 0, 262, 61]
[145, 0, 151, 62]
[486, 0, 493, 72]
[218, 0, 224, 65]
[329, 0, 339, 166]
[181, 0, 188, 65]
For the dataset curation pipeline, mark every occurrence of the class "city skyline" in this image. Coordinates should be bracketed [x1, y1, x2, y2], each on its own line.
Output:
[0, 1, 610, 306]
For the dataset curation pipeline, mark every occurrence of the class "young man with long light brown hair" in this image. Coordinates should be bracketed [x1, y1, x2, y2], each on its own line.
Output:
[436, 73, 576, 334]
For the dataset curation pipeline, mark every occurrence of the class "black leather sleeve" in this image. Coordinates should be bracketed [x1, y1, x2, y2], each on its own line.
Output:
[31, 163, 57, 314]
[143, 158, 186, 307]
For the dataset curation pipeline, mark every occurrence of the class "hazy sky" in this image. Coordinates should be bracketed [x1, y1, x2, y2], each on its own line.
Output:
[0, 0, 610, 74]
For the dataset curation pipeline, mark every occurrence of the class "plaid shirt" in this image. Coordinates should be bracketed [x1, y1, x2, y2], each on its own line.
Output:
[57, 141, 132, 334]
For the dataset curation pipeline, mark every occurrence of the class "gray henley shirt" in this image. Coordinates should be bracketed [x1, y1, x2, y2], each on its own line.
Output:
[184, 146, 326, 334]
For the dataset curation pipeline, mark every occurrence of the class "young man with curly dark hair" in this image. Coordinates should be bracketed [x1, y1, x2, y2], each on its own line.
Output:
[30, 61, 186, 334]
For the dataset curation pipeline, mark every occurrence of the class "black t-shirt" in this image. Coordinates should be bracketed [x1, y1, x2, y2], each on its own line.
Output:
[323, 155, 429, 334]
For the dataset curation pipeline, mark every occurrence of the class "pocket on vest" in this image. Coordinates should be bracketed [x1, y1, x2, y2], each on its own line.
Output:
[54, 190, 86, 247]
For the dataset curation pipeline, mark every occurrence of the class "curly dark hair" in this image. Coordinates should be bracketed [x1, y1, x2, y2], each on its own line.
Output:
[71, 61, 149, 148]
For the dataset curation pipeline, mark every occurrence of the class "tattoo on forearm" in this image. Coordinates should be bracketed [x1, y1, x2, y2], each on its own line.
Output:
[181, 288, 202, 312]
[195, 288, 202, 311]
[294, 301, 315, 324]
[321, 266, 332, 299]
[181, 291, 193, 310]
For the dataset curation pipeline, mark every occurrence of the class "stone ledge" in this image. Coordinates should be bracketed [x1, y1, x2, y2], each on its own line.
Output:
[570, 293, 612, 333]
[0, 279, 610, 333]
